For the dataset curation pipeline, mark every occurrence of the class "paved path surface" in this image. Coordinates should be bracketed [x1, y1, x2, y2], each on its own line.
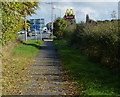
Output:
[21, 40, 71, 95]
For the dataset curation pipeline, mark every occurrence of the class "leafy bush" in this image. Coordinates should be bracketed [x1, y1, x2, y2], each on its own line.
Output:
[1, 2, 39, 45]
[53, 18, 69, 39]
[64, 21, 120, 70]
[83, 21, 119, 69]
[63, 24, 76, 43]
[48, 35, 57, 39]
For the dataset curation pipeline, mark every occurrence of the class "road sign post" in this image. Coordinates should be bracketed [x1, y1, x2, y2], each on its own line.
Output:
[40, 30, 42, 40]
[39, 24, 42, 40]
[33, 25, 38, 40]
[35, 29, 37, 40]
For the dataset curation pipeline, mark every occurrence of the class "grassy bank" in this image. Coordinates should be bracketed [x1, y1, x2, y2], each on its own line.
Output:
[2, 40, 43, 95]
[54, 40, 120, 96]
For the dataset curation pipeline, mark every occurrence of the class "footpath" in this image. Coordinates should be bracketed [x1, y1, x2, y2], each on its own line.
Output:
[21, 39, 75, 95]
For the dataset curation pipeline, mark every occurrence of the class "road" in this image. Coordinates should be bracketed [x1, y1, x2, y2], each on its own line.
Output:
[18, 33, 51, 40]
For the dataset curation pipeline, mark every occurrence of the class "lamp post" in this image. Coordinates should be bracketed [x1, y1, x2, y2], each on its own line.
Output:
[53, 14, 56, 20]
[45, 1, 54, 38]
[53, 7, 61, 18]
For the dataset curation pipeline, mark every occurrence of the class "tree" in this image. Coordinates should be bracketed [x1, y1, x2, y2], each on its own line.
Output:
[23, 20, 30, 32]
[1, 2, 39, 45]
[86, 14, 89, 23]
[53, 18, 69, 38]
[46, 22, 52, 31]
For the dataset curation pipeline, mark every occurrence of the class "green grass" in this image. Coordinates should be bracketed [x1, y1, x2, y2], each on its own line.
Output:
[54, 40, 120, 96]
[2, 39, 43, 95]
[13, 40, 42, 58]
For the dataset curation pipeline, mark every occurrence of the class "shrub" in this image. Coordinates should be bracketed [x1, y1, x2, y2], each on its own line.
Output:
[63, 24, 76, 42]
[53, 18, 69, 39]
[83, 21, 119, 69]
[64, 20, 120, 70]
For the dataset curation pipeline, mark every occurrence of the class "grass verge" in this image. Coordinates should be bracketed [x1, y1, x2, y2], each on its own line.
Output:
[2, 39, 43, 95]
[54, 40, 120, 96]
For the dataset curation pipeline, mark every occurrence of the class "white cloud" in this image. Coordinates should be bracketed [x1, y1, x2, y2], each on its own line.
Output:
[80, 7, 95, 15]
[27, 2, 118, 24]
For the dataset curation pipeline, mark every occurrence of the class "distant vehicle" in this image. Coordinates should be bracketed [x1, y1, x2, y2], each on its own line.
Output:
[29, 33, 32, 37]
[32, 33, 37, 36]
[43, 27, 48, 33]
[36, 30, 40, 34]
[43, 29, 47, 33]
[18, 31, 25, 34]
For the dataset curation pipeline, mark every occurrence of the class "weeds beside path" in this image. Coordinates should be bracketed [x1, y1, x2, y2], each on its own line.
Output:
[54, 40, 120, 96]
[2, 40, 43, 95]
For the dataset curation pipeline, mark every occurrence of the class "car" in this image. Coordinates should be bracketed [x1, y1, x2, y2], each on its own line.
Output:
[43, 29, 48, 33]
[43, 27, 48, 33]
[32, 33, 37, 36]
[29, 33, 32, 37]
[36, 30, 40, 34]
[18, 31, 25, 34]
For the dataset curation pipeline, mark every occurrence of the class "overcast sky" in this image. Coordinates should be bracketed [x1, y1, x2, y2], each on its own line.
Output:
[27, 1, 119, 25]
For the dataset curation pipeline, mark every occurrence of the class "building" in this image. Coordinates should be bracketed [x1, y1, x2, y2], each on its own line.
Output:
[86, 14, 96, 24]
[30, 19, 45, 33]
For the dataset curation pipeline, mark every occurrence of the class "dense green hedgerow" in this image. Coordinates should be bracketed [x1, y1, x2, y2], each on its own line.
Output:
[64, 21, 120, 71]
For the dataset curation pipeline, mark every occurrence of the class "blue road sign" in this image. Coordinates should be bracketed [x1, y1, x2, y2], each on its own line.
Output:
[33, 25, 38, 29]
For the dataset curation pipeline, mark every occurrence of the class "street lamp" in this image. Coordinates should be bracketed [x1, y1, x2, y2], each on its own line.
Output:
[52, 7, 61, 18]
[53, 14, 57, 20]
[45, 1, 54, 38]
